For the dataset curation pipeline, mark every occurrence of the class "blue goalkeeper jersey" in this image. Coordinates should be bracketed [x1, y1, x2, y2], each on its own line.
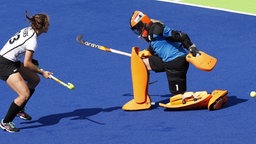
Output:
[149, 24, 188, 62]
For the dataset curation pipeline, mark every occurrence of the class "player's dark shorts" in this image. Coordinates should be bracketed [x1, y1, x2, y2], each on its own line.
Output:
[148, 55, 189, 94]
[0, 56, 21, 81]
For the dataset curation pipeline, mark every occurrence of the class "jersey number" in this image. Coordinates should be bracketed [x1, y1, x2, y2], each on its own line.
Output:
[9, 32, 20, 44]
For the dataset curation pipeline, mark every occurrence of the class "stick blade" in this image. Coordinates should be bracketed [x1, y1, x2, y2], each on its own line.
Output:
[68, 82, 75, 90]
[76, 35, 84, 44]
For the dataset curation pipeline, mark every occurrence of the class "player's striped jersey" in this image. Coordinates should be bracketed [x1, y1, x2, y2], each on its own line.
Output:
[0, 27, 37, 62]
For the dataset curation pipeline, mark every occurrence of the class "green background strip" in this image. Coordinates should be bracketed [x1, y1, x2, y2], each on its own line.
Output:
[158, 0, 256, 15]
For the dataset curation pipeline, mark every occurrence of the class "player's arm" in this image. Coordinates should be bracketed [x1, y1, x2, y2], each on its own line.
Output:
[23, 50, 51, 78]
[166, 30, 193, 48]
[149, 22, 195, 51]
[166, 30, 199, 56]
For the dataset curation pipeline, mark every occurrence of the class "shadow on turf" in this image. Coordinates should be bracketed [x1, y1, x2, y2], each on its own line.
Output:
[19, 106, 121, 130]
[224, 96, 248, 108]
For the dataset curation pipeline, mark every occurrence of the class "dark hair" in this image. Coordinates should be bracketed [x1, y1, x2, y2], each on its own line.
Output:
[26, 11, 49, 30]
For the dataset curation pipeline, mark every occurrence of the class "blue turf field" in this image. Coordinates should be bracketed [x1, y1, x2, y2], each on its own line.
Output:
[0, 0, 256, 143]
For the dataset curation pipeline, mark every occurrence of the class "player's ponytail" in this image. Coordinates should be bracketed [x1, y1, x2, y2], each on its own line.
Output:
[26, 10, 50, 31]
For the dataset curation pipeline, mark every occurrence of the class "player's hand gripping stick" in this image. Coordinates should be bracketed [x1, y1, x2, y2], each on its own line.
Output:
[37, 65, 75, 90]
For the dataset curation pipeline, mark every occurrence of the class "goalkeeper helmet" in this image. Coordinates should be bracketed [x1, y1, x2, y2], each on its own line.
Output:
[130, 10, 151, 36]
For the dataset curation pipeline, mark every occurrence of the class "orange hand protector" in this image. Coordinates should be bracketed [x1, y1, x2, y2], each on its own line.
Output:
[139, 49, 152, 58]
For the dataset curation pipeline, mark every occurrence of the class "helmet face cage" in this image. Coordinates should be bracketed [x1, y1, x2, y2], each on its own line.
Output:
[130, 11, 150, 36]
[131, 21, 144, 35]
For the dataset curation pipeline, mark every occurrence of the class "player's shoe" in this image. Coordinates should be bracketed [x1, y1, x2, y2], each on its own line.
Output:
[17, 110, 32, 120]
[0, 119, 20, 133]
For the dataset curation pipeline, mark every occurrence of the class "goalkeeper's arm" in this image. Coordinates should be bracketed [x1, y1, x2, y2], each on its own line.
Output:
[166, 30, 199, 56]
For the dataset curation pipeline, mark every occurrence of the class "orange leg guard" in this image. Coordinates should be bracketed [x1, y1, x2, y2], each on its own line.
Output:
[122, 47, 151, 111]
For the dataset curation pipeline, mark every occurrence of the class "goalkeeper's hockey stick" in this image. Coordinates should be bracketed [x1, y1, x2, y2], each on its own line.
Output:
[76, 35, 131, 57]
[76, 35, 158, 85]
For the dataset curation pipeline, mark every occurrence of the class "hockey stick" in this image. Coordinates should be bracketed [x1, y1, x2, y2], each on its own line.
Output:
[76, 35, 131, 57]
[37, 66, 75, 90]
[76, 35, 158, 85]
[50, 75, 75, 90]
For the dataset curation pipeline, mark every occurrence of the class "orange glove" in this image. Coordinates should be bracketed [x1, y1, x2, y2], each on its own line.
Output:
[139, 50, 152, 58]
